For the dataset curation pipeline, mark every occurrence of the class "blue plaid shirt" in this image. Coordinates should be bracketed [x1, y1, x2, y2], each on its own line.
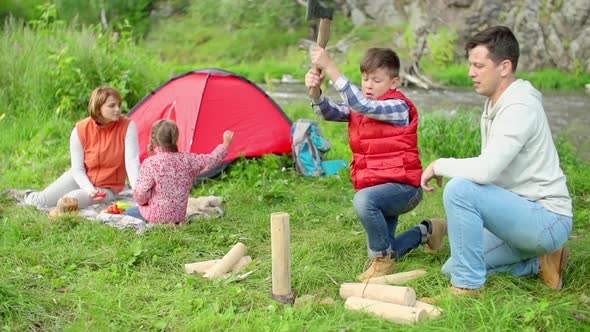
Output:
[311, 75, 409, 126]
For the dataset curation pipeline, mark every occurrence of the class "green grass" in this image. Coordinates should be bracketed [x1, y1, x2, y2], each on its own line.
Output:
[422, 62, 590, 90]
[1, 4, 589, 330]
[1, 104, 589, 331]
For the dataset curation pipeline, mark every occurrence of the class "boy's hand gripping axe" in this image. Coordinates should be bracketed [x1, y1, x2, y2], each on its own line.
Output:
[307, 0, 334, 99]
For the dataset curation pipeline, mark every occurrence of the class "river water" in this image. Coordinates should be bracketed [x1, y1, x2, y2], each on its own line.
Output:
[262, 83, 589, 159]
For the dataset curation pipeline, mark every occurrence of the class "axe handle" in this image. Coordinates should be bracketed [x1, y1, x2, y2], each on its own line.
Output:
[309, 18, 331, 100]
[316, 18, 331, 48]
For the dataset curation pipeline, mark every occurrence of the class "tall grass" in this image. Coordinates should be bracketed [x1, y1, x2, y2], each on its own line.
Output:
[419, 110, 481, 159]
[1, 0, 156, 36]
[0, 16, 170, 118]
[423, 62, 590, 90]
[144, 0, 307, 66]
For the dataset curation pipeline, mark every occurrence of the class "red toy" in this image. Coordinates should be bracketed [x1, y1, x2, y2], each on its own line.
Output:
[106, 204, 123, 214]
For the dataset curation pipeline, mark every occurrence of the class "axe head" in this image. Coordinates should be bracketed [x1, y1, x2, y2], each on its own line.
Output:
[307, 0, 334, 20]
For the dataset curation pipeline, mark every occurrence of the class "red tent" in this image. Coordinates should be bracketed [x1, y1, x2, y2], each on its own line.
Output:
[128, 69, 292, 177]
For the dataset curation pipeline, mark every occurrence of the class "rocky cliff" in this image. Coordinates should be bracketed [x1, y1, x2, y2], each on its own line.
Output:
[338, 0, 590, 72]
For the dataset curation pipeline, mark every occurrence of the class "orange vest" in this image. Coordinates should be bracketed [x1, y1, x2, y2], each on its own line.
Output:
[76, 116, 130, 193]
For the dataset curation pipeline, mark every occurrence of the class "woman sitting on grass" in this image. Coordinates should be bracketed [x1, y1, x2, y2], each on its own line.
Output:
[122, 120, 233, 225]
[13, 86, 140, 209]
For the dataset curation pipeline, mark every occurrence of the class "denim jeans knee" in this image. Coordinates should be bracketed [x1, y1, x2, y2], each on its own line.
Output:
[442, 177, 573, 289]
[353, 183, 423, 258]
[443, 177, 478, 206]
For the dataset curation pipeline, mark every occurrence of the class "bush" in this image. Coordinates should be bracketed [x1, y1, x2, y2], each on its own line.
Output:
[0, 7, 170, 119]
[419, 111, 481, 159]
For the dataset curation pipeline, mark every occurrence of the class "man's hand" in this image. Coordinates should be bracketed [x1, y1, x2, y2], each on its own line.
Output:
[421, 160, 443, 192]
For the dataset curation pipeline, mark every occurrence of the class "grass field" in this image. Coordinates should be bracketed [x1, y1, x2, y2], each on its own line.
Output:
[1, 102, 589, 331]
[1, 6, 589, 330]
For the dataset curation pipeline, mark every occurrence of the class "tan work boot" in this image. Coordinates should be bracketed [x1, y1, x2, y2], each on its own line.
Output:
[356, 256, 395, 282]
[421, 286, 481, 304]
[426, 218, 448, 251]
[539, 247, 570, 290]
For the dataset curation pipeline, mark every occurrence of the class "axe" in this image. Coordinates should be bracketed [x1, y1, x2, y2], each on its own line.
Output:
[307, 0, 334, 99]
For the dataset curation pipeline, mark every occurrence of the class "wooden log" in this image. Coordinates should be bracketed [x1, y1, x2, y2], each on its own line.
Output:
[414, 300, 443, 318]
[203, 242, 248, 279]
[271, 212, 293, 303]
[363, 269, 427, 285]
[339, 283, 416, 306]
[230, 255, 253, 273]
[184, 256, 252, 274]
[345, 297, 427, 324]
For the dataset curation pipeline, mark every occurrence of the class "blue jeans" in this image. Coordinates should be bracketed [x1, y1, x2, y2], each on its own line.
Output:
[123, 206, 146, 222]
[441, 178, 573, 289]
[353, 182, 424, 259]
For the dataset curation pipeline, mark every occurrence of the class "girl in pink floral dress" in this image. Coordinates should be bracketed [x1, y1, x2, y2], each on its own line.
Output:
[123, 120, 233, 224]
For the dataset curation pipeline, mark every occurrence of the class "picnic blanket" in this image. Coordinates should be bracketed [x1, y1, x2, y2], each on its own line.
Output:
[13, 188, 224, 235]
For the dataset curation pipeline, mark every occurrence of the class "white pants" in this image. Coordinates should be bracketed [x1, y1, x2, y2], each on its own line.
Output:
[24, 169, 115, 208]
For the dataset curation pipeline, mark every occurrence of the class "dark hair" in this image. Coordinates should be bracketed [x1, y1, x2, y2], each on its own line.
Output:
[88, 86, 122, 122]
[148, 120, 179, 154]
[465, 26, 520, 71]
[360, 48, 400, 78]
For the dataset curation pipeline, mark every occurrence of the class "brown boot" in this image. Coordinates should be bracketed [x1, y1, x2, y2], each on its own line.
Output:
[539, 247, 570, 290]
[421, 286, 481, 304]
[356, 256, 395, 282]
[425, 218, 448, 251]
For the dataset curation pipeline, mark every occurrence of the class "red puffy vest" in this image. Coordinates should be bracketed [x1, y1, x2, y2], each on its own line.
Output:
[348, 89, 422, 191]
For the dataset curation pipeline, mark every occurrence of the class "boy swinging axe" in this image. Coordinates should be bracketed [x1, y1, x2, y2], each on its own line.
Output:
[307, 0, 334, 100]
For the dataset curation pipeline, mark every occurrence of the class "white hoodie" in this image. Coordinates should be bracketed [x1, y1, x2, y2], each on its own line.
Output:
[435, 79, 572, 216]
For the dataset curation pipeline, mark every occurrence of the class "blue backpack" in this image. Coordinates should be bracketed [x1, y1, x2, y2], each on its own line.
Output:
[291, 119, 347, 177]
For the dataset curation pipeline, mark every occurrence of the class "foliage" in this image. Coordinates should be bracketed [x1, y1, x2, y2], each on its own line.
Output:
[2, 1, 588, 88]
[423, 63, 473, 87]
[419, 110, 481, 159]
[517, 69, 590, 90]
[3, 0, 156, 36]
[0, 0, 45, 23]
[188, 0, 304, 29]
[422, 62, 590, 90]
[0, 7, 170, 118]
[426, 27, 458, 67]
[145, 0, 307, 64]
[403, 26, 417, 54]
[0, 8, 170, 187]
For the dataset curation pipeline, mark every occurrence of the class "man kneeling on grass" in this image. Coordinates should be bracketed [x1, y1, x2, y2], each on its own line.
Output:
[421, 26, 573, 301]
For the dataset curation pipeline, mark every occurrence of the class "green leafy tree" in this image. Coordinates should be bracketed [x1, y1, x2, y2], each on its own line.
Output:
[427, 27, 458, 67]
